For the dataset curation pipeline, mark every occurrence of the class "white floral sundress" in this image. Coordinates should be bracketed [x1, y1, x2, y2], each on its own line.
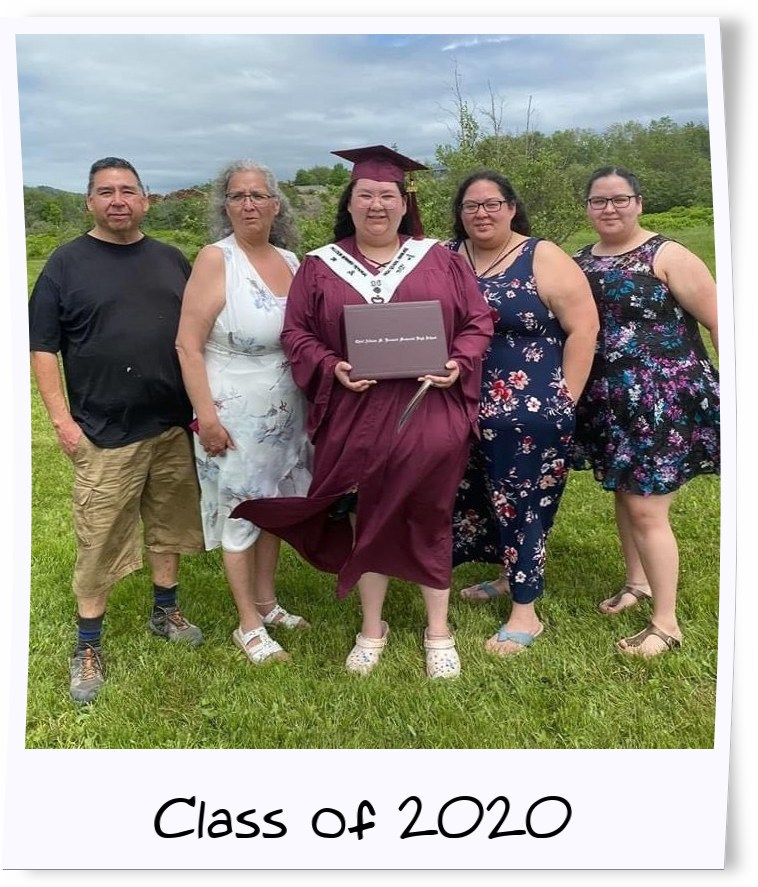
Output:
[195, 234, 312, 551]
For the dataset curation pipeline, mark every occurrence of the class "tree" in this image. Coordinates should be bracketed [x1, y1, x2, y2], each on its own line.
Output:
[297, 189, 340, 253]
[293, 165, 333, 187]
[418, 95, 586, 243]
[597, 117, 712, 212]
[293, 168, 316, 185]
[40, 199, 63, 229]
[327, 164, 350, 188]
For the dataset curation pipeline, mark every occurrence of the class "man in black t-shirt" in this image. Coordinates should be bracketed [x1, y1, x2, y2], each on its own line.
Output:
[28, 157, 205, 703]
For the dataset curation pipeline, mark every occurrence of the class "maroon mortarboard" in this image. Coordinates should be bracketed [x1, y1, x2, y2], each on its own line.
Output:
[332, 144, 428, 236]
[332, 144, 428, 183]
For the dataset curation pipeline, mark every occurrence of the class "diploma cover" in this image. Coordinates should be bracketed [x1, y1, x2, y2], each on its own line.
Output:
[344, 300, 450, 381]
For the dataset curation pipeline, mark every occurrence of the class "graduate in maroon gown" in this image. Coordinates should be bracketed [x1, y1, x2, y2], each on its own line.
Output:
[233, 145, 493, 678]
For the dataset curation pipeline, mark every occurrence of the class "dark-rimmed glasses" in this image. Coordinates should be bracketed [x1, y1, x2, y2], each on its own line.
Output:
[586, 195, 639, 210]
[225, 191, 275, 206]
[460, 199, 509, 214]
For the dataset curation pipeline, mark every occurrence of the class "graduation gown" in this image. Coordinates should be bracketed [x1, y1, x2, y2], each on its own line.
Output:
[232, 236, 493, 597]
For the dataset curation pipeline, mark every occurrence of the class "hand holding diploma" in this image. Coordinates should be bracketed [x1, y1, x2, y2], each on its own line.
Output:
[398, 360, 460, 431]
[335, 360, 377, 392]
[420, 359, 460, 389]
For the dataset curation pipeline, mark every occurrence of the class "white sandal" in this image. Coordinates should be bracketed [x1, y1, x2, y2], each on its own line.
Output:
[232, 626, 289, 664]
[423, 629, 461, 679]
[345, 621, 389, 675]
[260, 602, 310, 630]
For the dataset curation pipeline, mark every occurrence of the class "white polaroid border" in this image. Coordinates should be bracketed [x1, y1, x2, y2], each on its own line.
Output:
[0, 9, 741, 877]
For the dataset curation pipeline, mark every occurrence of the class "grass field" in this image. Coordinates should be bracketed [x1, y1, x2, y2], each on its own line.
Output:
[24, 224, 722, 749]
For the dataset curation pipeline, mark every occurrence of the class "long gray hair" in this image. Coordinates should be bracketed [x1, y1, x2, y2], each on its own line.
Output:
[207, 159, 299, 251]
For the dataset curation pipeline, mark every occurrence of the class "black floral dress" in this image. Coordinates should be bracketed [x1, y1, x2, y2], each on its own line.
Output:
[571, 235, 720, 494]
[449, 238, 576, 605]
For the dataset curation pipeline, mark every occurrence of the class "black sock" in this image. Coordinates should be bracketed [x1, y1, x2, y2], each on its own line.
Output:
[153, 583, 178, 612]
[77, 614, 104, 652]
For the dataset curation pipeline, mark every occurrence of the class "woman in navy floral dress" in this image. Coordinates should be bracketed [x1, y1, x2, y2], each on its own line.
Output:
[572, 166, 719, 657]
[449, 171, 598, 655]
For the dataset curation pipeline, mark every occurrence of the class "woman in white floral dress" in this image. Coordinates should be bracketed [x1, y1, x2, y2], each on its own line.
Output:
[176, 160, 312, 665]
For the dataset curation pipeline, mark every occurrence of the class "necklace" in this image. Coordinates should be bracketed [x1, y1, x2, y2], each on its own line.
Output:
[357, 239, 400, 270]
[358, 252, 391, 269]
[464, 231, 522, 277]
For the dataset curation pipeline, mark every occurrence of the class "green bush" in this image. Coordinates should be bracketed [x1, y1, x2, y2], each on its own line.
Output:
[144, 227, 206, 263]
[26, 233, 65, 258]
[642, 206, 714, 230]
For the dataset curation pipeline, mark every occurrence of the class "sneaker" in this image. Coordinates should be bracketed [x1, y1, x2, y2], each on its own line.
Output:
[69, 644, 105, 703]
[149, 605, 203, 646]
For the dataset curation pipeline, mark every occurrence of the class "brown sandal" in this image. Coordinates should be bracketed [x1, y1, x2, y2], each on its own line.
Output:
[599, 584, 652, 614]
[616, 622, 682, 658]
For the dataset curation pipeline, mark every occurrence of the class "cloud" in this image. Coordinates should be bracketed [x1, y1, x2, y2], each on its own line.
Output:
[14, 32, 708, 194]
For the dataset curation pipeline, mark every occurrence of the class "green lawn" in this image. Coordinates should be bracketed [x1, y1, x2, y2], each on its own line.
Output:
[24, 225, 722, 749]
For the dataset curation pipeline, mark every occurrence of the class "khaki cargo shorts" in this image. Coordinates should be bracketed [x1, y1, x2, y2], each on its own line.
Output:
[70, 426, 204, 599]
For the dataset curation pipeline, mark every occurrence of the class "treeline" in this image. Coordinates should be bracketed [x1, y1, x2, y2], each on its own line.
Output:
[24, 116, 712, 258]
[292, 164, 351, 188]
[416, 113, 711, 245]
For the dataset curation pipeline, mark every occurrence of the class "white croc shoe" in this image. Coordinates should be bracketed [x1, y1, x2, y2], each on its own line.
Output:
[345, 621, 389, 675]
[424, 629, 461, 679]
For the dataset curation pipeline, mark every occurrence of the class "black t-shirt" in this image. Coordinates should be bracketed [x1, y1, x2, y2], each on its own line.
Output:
[28, 233, 194, 447]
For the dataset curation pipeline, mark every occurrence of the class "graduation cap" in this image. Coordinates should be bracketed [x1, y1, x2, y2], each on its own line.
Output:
[332, 144, 428, 237]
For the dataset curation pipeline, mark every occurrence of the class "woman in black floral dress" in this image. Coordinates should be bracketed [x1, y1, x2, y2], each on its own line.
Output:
[572, 166, 720, 657]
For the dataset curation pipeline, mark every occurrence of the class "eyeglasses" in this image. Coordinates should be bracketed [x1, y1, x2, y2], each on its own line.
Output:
[225, 191, 275, 206]
[586, 195, 639, 210]
[460, 199, 509, 215]
[352, 191, 402, 207]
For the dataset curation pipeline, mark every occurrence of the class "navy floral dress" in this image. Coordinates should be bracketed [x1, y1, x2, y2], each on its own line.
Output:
[571, 235, 720, 494]
[449, 238, 576, 604]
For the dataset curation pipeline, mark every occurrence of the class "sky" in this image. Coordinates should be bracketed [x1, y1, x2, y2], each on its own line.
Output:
[13, 28, 710, 195]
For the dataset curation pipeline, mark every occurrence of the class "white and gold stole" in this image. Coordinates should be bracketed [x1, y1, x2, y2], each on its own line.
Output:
[309, 238, 438, 304]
